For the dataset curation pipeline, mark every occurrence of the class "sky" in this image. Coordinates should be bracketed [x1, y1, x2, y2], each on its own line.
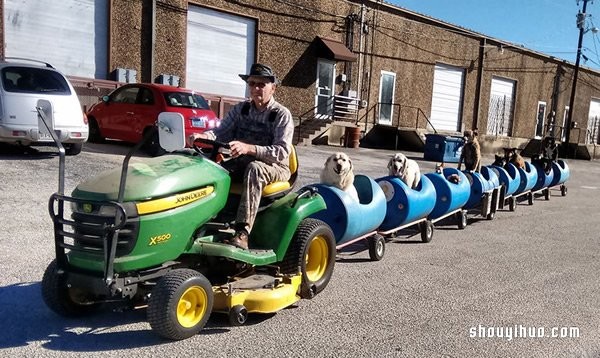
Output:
[389, 0, 600, 69]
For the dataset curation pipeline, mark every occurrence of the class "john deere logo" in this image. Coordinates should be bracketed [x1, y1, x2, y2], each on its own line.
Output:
[82, 203, 93, 213]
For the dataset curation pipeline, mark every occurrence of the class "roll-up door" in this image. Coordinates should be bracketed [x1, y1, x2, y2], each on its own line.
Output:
[430, 64, 465, 132]
[186, 6, 256, 98]
[4, 0, 108, 78]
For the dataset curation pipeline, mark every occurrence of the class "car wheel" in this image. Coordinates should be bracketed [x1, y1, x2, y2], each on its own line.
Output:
[143, 129, 166, 157]
[87, 118, 104, 143]
[64, 143, 83, 156]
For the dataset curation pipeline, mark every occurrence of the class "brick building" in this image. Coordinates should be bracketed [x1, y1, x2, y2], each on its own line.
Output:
[2, 0, 599, 157]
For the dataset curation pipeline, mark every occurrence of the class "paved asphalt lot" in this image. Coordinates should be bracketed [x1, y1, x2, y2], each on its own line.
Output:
[0, 141, 599, 358]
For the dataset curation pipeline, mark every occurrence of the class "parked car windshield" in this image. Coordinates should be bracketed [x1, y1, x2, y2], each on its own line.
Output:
[164, 92, 210, 109]
[1, 67, 71, 95]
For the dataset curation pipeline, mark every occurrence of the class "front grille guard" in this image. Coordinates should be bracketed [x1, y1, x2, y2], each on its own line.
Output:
[48, 193, 128, 286]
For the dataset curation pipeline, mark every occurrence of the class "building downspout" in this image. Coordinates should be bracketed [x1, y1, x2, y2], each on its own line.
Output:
[150, 0, 156, 82]
[357, 3, 366, 102]
[472, 38, 485, 131]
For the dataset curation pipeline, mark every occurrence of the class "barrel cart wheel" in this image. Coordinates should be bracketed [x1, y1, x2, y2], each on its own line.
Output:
[508, 197, 516, 212]
[368, 234, 385, 261]
[419, 220, 434, 243]
[486, 209, 495, 220]
[528, 192, 534, 205]
[544, 188, 550, 200]
[561, 185, 568, 196]
[457, 210, 467, 230]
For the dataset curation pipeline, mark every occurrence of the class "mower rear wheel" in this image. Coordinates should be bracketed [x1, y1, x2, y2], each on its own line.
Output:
[41, 259, 101, 317]
[280, 218, 336, 298]
[147, 269, 213, 340]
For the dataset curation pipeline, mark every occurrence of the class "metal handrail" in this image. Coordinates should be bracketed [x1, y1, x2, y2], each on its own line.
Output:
[356, 102, 436, 134]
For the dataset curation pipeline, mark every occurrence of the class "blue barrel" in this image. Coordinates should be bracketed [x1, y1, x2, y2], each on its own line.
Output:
[480, 166, 500, 189]
[549, 160, 570, 186]
[425, 168, 470, 220]
[516, 161, 538, 194]
[310, 175, 387, 245]
[490, 164, 521, 196]
[462, 170, 499, 209]
[375, 175, 436, 231]
[531, 161, 555, 191]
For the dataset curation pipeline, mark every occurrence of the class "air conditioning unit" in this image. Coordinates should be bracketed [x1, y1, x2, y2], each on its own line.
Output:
[114, 68, 137, 83]
[156, 74, 180, 87]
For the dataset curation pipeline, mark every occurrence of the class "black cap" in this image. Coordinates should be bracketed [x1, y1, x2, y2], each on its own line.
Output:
[239, 63, 277, 83]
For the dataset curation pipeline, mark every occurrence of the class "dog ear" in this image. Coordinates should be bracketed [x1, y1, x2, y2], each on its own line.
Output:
[387, 157, 393, 170]
[402, 156, 407, 170]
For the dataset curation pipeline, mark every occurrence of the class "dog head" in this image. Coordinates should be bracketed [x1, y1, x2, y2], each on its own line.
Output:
[463, 129, 478, 144]
[324, 152, 353, 175]
[388, 153, 408, 177]
[321, 152, 354, 190]
[435, 162, 444, 174]
[492, 154, 506, 166]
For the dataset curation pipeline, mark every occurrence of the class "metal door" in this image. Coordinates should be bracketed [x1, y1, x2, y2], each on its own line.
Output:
[378, 71, 396, 125]
[315, 59, 335, 118]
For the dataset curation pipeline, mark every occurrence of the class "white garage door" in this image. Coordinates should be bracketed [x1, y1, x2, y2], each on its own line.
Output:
[186, 6, 256, 98]
[430, 64, 465, 132]
[4, 0, 108, 79]
[487, 77, 516, 136]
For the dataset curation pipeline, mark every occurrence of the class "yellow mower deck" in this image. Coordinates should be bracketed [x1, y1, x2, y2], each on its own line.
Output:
[213, 274, 302, 314]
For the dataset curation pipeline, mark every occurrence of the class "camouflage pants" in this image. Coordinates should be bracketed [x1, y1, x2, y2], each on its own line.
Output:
[223, 157, 290, 232]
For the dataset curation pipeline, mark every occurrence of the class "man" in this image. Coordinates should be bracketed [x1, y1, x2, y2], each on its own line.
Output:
[187, 63, 294, 250]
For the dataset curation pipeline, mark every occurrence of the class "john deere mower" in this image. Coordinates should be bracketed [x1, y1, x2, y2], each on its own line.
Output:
[41, 111, 336, 340]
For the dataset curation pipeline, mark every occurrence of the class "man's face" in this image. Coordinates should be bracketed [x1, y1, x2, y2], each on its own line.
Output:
[247, 76, 275, 105]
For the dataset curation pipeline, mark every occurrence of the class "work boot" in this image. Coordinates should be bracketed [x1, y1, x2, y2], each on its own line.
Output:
[228, 230, 249, 250]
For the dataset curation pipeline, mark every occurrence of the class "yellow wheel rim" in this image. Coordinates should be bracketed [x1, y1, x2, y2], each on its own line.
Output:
[177, 286, 208, 328]
[305, 235, 329, 282]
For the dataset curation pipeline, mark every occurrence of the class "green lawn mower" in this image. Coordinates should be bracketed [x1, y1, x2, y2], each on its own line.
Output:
[41, 111, 336, 340]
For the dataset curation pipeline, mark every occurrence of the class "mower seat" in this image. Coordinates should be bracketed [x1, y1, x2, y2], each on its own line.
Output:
[229, 145, 299, 201]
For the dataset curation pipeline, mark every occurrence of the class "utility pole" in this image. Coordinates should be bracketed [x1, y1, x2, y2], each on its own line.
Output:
[564, 0, 591, 156]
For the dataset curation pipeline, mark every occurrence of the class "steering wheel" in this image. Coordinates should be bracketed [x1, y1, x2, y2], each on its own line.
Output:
[192, 137, 231, 162]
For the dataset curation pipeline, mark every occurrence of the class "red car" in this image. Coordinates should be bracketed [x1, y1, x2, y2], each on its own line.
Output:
[87, 83, 220, 155]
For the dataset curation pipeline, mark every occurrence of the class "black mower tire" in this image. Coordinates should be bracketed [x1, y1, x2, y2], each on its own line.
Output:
[228, 305, 248, 326]
[147, 269, 213, 340]
[368, 234, 385, 261]
[41, 259, 101, 317]
[280, 218, 336, 299]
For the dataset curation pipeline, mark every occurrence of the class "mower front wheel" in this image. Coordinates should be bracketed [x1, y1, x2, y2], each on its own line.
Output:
[280, 218, 336, 299]
[147, 269, 213, 340]
[41, 259, 101, 317]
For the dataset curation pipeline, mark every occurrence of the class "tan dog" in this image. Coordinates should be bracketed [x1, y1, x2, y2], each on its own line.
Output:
[388, 152, 421, 189]
[321, 152, 359, 201]
[458, 129, 481, 172]
[504, 147, 525, 169]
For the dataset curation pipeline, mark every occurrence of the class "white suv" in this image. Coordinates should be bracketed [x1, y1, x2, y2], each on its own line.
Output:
[0, 59, 88, 155]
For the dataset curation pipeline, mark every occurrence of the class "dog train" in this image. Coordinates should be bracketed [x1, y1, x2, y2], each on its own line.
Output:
[306, 136, 570, 261]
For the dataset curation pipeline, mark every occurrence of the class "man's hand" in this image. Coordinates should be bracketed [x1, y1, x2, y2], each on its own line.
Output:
[229, 141, 256, 158]
[187, 132, 208, 147]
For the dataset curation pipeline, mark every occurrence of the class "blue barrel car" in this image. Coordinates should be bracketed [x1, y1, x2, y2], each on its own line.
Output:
[309, 174, 387, 261]
[550, 160, 570, 196]
[425, 168, 470, 229]
[462, 166, 501, 220]
[375, 175, 437, 242]
[531, 160, 555, 200]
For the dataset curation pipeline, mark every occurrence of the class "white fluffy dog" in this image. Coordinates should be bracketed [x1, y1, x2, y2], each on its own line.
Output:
[320, 152, 359, 201]
[388, 153, 421, 189]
